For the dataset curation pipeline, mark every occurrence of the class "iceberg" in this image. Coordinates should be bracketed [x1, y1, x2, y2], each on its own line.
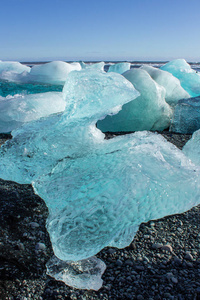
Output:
[97, 68, 172, 132]
[160, 59, 200, 97]
[170, 96, 200, 134]
[0, 92, 65, 133]
[107, 62, 130, 74]
[183, 129, 200, 165]
[1, 68, 200, 290]
[141, 65, 190, 106]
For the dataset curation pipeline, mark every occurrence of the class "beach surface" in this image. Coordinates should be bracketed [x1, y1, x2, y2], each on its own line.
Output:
[0, 132, 200, 300]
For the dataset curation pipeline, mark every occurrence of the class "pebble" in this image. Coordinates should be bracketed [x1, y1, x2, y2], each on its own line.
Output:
[161, 244, 173, 252]
[35, 242, 46, 251]
[30, 222, 40, 228]
[171, 277, 178, 284]
[185, 251, 193, 260]
[152, 243, 163, 249]
[116, 259, 123, 266]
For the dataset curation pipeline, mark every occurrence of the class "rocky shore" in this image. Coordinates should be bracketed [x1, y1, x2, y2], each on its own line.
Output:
[1, 131, 200, 300]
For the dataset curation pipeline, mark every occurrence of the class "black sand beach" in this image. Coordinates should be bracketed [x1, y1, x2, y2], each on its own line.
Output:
[1, 132, 200, 300]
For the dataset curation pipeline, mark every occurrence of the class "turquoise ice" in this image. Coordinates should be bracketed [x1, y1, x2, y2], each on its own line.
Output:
[170, 96, 200, 134]
[97, 68, 172, 132]
[183, 129, 200, 165]
[108, 62, 130, 74]
[1, 68, 200, 290]
[160, 59, 200, 97]
[0, 92, 65, 133]
[141, 65, 189, 106]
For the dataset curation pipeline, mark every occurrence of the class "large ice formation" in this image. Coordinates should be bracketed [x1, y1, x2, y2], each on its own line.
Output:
[170, 96, 200, 134]
[108, 62, 130, 74]
[97, 68, 172, 132]
[183, 129, 200, 165]
[0, 92, 65, 133]
[1, 68, 200, 290]
[160, 59, 200, 97]
[141, 65, 190, 106]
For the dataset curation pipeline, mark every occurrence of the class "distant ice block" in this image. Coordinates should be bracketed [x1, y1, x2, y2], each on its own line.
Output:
[160, 59, 200, 97]
[0, 61, 30, 74]
[170, 96, 200, 134]
[1, 69, 200, 290]
[183, 129, 200, 165]
[29, 61, 81, 84]
[80, 61, 105, 71]
[0, 92, 65, 133]
[108, 62, 130, 74]
[97, 68, 172, 132]
[141, 65, 190, 106]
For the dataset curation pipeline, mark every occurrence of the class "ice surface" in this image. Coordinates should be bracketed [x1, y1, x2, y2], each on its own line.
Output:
[183, 129, 200, 165]
[0, 61, 30, 74]
[97, 68, 172, 132]
[0, 80, 63, 97]
[80, 61, 105, 71]
[141, 65, 190, 106]
[1, 68, 200, 290]
[170, 97, 200, 134]
[29, 61, 81, 84]
[0, 69, 138, 183]
[160, 59, 200, 97]
[46, 255, 106, 291]
[0, 92, 65, 133]
[108, 62, 130, 74]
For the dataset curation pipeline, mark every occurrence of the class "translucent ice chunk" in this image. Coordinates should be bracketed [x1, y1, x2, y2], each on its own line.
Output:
[97, 68, 172, 132]
[108, 62, 131, 74]
[0, 69, 138, 183]
[0, 92, 65, 133]
[170, 97, 200, 134]
[0, 61, 30, 74]
[46, 255, 106, 291]
[160, 59, 200, 97]
[1, 68, 200, 290]
[29, 61, 81, 84]
[183, 129, 200, 165]
[80, 61, 105, 71]
[141, 65, 189, 106]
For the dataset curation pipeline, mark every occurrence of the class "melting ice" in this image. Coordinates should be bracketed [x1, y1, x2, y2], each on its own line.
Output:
[0, 61, 200, 290]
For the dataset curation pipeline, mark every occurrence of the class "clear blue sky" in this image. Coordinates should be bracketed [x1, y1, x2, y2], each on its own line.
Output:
[0, 0, 200, 62]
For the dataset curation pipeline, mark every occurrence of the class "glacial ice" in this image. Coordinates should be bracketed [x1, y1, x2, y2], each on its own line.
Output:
[160, 59, 200, 97]
[80, 61, 105, 71]
[0, 69, 138, 184]
[170, 96, 200, 134]
[97, 68, 172, 132]
[141, 65, 190, 106]
[46, 256, 106, 291]
[0, 61, 30, 74]
[0, 80, 63, 97]
[0, 92, 65, 133]
[183, 129, 200, 165]
[1, 68, 200, 290]
[0, 61, 81, 85]
[29, 61, 81, 84]
[108, 62, 130, 74]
